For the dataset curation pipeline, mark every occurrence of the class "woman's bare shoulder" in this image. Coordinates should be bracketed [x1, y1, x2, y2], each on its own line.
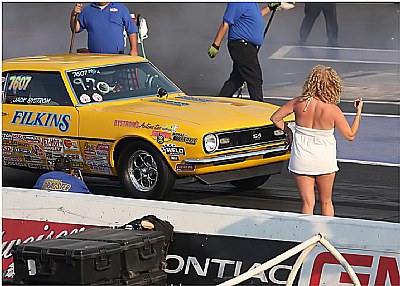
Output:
[323, 103, 343, 118]
[290, 96, 303, 105]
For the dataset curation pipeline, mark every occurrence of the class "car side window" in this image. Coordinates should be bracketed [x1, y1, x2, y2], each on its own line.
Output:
[3, 71, 73, 106]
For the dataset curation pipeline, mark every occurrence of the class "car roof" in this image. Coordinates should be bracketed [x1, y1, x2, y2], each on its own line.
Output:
[2, 54, 148, 72]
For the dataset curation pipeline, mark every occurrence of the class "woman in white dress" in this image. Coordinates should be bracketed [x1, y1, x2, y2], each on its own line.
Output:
[270, 65, 363, 216]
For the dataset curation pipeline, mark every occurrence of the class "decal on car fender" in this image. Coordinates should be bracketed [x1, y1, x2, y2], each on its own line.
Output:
[113, 120, 140, 128]
[40, 138, 63, 152]
[24, 155, 43, 163]
[72, 162, 84, 169]
[63, 139, 79, 151]
[27, 164, 49, 170]
[162, 124, 179, 132]
[84, 143, 97, 156]
[175, 163, 195, 172]
[45, 152, 63, 161]
[13, 148, 30, 155]
[23, 135, 40, 144]
[2, 145, 13, 155]
[17, 142, 29, 148]
[3, 140, 17, 147]
[4, 161, 28, 168]
[172, 132, 198, 145]
[30, 145, 44, 156]
[96, 143, 110, 157]
[161, 144, 186, 156]
[88, 166, 113, 174]
[151, 130, 172, 144]
[139, 122, 162, 130]
[3, 156, 22, 162]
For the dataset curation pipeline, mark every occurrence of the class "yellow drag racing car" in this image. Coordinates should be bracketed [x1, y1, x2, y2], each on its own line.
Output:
[2, 54, 293, 199]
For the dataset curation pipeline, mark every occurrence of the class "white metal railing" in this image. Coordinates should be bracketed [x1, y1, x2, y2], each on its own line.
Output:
[217, 233, 361, 286]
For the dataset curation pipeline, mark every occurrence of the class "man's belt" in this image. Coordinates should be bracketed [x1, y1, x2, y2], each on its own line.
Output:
[229, 39, 259, 49]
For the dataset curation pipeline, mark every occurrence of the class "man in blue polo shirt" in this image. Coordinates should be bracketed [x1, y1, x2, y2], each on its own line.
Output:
[208, 3, 280, 102]
[70, 2, 138, 55]
[34, 155, 91, 194]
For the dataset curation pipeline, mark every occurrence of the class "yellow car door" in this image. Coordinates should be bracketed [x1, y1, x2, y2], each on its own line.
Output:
[2, 71, 79, 170]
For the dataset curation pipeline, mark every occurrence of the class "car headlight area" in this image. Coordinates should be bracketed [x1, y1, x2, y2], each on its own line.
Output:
[204, 133, 218, 153]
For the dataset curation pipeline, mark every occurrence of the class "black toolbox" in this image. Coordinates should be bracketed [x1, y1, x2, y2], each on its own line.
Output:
[117, 270, 167, 285]
[64, 228, 165, 279]
[12, 238, 121, 285]
[90, 270, 167, 286]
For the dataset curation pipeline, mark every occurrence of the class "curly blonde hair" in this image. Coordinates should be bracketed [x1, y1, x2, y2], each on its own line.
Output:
[301, 65, 343, 104]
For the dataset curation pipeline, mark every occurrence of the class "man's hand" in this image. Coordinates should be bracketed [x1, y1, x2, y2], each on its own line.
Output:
[72, 3, 83, 16]
[70, 3, 83, 32]
[208, 43, 220, 59]
[268, 2, 281, 11]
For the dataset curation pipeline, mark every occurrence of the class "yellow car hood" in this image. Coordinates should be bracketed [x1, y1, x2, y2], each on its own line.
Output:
[91, 95, 284, 129]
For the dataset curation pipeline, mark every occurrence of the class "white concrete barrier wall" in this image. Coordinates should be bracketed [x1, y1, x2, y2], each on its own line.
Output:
[3, 187, 400, 285]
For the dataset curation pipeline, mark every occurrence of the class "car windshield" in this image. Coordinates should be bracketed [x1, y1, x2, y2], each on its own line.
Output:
[66, 62, 181, 105]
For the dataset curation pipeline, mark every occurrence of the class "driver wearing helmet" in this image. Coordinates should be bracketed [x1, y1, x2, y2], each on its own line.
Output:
[34, 155, 91, 194]
[97, 70, 124, 94]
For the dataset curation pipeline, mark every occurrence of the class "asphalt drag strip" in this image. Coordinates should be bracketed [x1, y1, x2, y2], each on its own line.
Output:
[3, 161, 399, 223]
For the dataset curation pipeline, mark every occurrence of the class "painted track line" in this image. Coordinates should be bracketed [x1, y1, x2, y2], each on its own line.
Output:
[264, 96, 400, 106]
[337, 159, 400, 168]
[343, 112, 400, 118]
[269, 45, 399, 65]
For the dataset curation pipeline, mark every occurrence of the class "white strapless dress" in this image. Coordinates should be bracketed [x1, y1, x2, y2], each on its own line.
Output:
[288, 125, 339, 175]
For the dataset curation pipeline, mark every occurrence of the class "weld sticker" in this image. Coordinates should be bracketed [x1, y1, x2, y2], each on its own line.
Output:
[161, 144, 186, 156]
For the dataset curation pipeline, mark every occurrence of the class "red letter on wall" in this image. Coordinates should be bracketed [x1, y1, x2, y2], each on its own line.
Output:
[374, 257, 399, 286]
[310, 252, 373, 286]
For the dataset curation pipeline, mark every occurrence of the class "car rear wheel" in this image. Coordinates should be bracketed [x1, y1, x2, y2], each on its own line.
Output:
[229, 175, 270, 189]
[118, 142, 175, 199]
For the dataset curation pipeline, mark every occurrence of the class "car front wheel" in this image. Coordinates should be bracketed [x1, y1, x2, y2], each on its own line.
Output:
[229, 175, 270, 189]
[118, 142, 175, 199]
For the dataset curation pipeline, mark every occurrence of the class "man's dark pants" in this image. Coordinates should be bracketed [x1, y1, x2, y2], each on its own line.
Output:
[218, 41, 264, 102]
[299, 3, 338, 46]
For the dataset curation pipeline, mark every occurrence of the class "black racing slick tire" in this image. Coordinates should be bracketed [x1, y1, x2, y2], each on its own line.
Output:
[229, 175, 270, 189]
[118, 142, 175, 199]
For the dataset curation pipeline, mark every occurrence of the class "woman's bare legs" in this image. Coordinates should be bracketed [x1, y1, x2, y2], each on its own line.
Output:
[315, 172, 336, 216]
[294, 174, 316, 214]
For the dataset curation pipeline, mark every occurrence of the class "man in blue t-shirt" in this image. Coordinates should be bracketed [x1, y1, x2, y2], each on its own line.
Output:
[70, 2, 138, 55]
[208, 3, 281, 102]
[34, 156, 91, 194]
